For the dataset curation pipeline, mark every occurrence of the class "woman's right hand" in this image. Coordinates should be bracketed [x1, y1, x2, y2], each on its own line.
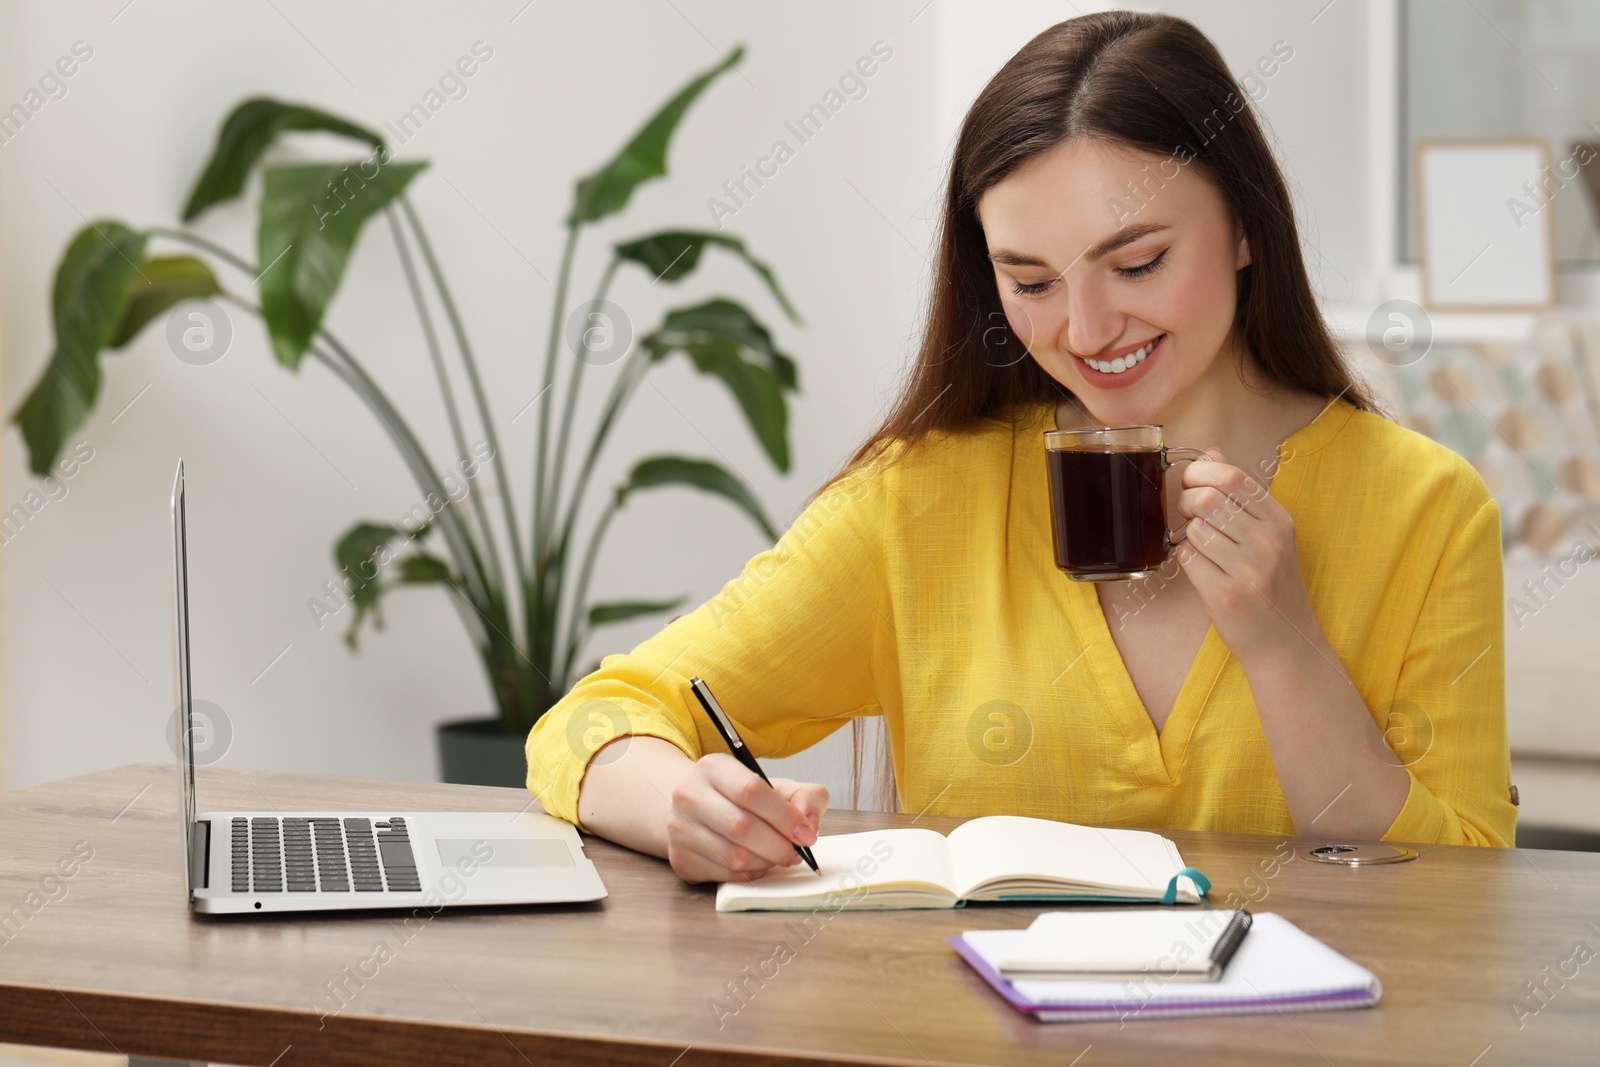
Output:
[665, 752, 827, 885]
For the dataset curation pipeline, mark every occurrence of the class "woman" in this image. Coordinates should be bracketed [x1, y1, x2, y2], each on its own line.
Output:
[525, 11, 1516, 884]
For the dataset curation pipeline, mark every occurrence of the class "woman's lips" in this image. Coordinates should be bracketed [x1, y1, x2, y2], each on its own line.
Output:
[1074, 334, 1164, 389]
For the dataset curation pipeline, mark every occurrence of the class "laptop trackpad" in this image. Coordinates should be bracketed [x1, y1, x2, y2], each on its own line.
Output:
[435, 838, 575, 868]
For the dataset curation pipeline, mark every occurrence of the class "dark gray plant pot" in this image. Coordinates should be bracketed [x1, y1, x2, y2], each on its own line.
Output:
[437, 716, 528, 787]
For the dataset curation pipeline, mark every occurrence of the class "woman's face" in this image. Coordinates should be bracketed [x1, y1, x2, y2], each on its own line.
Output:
[975, 138, 1250, 426]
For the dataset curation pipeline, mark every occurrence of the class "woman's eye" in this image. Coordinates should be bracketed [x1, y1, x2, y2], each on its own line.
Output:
[1117, 248, 1168, 278]
[1006, 250, 1166, 294]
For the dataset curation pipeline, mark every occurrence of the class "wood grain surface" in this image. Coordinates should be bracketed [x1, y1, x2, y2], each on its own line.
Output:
[0, 763, 1595, 1066]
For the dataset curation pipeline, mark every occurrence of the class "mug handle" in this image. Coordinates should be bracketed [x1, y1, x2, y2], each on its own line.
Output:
[1161, 446, 1212, 550]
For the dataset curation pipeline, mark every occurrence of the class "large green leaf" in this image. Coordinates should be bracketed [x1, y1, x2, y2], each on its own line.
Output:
[258, 161, 426, 369]
[644, 298, 797, 471]
[614, 230, 800, 324]
[568, 46, 745, 225]
[13, 221, 148, 475]
[183, 98, 384, 222]
[655, 297, 796, 387]
[110, 256, 221, 348]
[587, 596, 689, 628]
[334, 522, 403, 626]
[333, 521, 456, 648]
[396, 554, 453, 584]
[614, 455, 778, 541]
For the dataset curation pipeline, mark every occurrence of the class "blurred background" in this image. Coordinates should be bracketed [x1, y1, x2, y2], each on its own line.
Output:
[4, 0, 1600, 911]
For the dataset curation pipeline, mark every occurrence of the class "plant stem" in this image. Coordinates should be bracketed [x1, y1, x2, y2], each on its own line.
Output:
[550, 341, 654, 690]
[399, 197, 530, 614]
[560, 498, 618, 685]
[149, 227, 253, 275]
[532, 229, 579, 562]
[315, 364, 496, 652]
[315, 328, 499, 617]
[386, 206, 510, 617]
[544, 255, 621, 685]
[529, 222, 581, 711]
[547, 255, 619, 555]
[399, 200, 536, 727]
[553, 338, 652, 578]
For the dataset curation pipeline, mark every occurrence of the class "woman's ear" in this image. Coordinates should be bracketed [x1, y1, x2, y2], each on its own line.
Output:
[1235, 228, 1252, 270]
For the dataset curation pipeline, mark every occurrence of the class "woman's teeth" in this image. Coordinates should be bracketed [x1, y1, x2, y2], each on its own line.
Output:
[1083, 336, 1160, 374]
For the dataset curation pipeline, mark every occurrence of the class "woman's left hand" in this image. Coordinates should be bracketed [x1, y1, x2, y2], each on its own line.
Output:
[1174, 448, 1320, 666]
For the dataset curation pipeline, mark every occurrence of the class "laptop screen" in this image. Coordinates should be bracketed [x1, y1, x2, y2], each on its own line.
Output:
[171, 460, 199, 898]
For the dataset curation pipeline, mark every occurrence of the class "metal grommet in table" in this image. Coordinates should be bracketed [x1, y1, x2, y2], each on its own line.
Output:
[1304, 842, 1419, 865]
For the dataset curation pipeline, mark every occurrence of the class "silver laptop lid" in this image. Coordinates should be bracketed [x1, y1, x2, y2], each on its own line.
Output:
[171, 460, 199, 900]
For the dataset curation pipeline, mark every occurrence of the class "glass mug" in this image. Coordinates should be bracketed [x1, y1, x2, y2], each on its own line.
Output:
[1044, 425, 1209, 582]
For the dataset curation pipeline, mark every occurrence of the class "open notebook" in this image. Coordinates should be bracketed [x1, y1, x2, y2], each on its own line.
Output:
[715, 815, 1206, 912]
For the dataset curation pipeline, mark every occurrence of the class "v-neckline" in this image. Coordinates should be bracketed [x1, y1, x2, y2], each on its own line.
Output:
[1028, 395, 1353, 785]
[1074, 590, 1227, 786]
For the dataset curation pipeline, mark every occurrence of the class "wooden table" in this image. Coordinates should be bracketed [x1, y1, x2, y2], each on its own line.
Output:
[0, 763, 1595, 1066]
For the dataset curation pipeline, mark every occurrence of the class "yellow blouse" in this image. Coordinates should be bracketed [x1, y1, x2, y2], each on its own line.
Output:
[525, 396, 1517, 847]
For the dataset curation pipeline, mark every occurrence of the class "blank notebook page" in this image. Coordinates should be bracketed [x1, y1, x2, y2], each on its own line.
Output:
[717, 828, 955, 903]
[946, 816, 1183, 896]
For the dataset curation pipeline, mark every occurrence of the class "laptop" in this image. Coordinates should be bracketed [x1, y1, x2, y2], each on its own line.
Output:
[171, 460, 607, 914]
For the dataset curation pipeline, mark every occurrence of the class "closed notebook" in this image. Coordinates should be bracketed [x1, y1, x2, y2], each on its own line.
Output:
[714, 815, 1206, 912]
[996, 908, 1252, 981]
[951, 912, 1381, 1023]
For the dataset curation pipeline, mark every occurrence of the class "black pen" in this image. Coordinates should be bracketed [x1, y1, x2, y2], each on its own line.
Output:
[688, 675, 821, 875]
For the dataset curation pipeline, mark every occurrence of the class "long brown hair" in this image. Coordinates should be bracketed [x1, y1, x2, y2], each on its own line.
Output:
[809, 11, 1380, 811]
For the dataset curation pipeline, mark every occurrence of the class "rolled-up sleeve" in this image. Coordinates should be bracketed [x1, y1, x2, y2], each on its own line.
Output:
[1381, 494, 1517, 847]
[525, 448, 899, 829]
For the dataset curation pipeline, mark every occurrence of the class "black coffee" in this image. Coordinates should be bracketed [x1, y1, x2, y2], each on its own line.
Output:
[1046, 447, 1166, 576]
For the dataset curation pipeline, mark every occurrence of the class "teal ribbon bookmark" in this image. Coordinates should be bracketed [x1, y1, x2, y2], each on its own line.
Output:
[1161, 867, 1212, 905]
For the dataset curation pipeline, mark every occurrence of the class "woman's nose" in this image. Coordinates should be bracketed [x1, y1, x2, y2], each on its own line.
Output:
[1060, 279, 1121, 358]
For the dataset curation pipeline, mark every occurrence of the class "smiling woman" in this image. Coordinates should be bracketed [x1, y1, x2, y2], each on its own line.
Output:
[525, 10, 1517, 886]
[976, 138, 1257, 412]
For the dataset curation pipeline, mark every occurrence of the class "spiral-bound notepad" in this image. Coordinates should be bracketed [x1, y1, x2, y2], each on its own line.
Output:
[952, 912, 1381, 1023]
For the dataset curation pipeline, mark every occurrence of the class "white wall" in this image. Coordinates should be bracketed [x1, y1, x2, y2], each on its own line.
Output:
[10, 2, 1538, 818]
[1, 0, 940, 792]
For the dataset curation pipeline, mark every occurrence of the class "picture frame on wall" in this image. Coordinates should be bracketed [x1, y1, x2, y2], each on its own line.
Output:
[1414, 138, 1556, 312]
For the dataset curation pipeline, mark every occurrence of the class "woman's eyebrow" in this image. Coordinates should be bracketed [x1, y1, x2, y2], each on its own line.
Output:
[987, 222, 1172, 272]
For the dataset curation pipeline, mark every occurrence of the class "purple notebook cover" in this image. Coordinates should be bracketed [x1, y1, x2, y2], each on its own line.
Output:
[946, 934, 1375, 1017]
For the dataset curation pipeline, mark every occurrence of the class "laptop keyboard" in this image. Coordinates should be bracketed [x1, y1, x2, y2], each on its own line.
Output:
[230, 816, 422, 893]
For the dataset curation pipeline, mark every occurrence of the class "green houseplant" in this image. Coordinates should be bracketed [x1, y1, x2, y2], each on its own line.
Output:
[14, 46, 803, 785]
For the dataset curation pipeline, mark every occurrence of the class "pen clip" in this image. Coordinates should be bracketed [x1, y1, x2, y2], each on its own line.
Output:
[690, 676, 743, 750]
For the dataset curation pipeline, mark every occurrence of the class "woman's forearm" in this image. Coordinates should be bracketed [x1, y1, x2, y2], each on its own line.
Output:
[1241, 636, 1413, 840]
[575, 734, 697, 859]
